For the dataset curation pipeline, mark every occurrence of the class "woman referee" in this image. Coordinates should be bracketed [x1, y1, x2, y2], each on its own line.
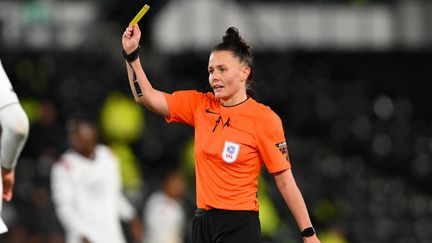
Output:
[122, 25, 320, 243]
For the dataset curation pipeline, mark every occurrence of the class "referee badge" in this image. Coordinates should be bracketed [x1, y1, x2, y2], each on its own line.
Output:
[222, 141, 240, 163]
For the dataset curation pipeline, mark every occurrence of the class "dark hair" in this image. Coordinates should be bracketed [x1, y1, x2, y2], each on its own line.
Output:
[66, 118, 97, 135]
[213, 27, 254, 88]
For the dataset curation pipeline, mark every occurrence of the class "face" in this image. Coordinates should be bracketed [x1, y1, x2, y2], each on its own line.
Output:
[164, 172, 186, 199]
[70, 123, 98, 157]
[208, 50, 250, 105]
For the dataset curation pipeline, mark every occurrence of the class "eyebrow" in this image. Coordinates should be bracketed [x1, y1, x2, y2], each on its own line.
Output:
[208, 64, 227, 69]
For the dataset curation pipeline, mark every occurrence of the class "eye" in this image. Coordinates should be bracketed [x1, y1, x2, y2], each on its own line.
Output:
[208, 69, 213, 74]
[219, 67, 226, 73]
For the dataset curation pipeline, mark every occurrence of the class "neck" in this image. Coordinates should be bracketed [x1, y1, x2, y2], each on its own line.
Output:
[77, 150, 95, 160]
[220, 92, 248, 107]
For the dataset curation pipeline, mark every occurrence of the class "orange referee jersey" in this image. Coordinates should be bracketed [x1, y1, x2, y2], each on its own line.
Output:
[164, 90, 291, 211]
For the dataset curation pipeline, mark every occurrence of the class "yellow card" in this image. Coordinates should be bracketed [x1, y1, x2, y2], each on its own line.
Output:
[129, 4, 150, 27]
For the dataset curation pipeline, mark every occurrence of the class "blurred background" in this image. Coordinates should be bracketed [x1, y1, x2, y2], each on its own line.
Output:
[1, 0, 432, 242]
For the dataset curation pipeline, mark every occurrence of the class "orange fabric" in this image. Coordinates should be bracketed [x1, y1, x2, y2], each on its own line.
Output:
[164, 90, 291, 211]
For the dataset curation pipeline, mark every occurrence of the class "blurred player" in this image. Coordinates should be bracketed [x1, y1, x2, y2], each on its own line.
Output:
[143, 169, 186, 243]
[0, 60, 30, 234]
[51, 118, 143, 243]
[122, 25, 320, 243]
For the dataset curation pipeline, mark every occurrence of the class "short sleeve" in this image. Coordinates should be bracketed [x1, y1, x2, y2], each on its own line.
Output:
[256, 109, 291, 173]
[163, 90, 203, 126]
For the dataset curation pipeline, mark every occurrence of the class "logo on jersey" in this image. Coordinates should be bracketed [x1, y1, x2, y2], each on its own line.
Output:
[205, 108, 218, 114]
[275, 141, 290, 161]
[222, 141, 240, 163]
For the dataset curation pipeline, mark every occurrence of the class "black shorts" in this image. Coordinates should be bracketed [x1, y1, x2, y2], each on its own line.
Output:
[192, 208, 261, 243]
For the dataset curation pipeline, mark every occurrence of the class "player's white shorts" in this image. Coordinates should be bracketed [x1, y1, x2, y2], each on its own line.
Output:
[0, 60, 19, 110]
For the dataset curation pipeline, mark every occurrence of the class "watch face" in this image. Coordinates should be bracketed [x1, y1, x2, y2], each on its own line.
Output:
[302, 227, 315, 237]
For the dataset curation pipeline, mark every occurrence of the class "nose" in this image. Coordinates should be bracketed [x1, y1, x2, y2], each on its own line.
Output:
[210, 71, 221, 82]
[209, 75, 218, 87]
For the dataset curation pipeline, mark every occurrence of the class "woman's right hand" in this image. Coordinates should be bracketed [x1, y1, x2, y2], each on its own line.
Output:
[122, 24, 141, 54]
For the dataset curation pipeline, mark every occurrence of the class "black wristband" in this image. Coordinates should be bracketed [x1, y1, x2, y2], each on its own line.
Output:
[123, 46, 140, 62]
[301, 227, 315, 238]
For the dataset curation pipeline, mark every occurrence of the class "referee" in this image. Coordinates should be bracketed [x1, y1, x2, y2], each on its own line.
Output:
[122, 25, 320, 243]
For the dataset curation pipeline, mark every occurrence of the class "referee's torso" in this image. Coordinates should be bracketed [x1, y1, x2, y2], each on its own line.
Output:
[164, 90, 291, 211]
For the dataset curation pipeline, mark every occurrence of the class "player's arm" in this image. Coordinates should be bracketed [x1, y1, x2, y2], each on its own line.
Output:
[0, 103, 29, 201]
[118, 191, 144, 243]
[273, 169, 320, 243]
[122, 25, 169, 117]
[109, 149, 144, 242]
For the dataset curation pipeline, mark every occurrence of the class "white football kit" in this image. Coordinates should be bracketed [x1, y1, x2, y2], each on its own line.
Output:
[51, 145, 136, 243]
[0, 61, 19, 109]
[143, 191, 185, 243]
[0, 60, 29, 234]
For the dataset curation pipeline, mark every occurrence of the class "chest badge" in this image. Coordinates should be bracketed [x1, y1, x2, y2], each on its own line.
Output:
[222, 141, 240, 163]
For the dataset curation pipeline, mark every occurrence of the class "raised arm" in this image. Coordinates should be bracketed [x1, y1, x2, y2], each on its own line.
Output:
[122, 25, 169, 116]
[273, 169, 320, 243]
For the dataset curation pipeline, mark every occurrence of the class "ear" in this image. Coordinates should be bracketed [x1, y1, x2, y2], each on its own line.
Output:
[241, 65, 251, 82]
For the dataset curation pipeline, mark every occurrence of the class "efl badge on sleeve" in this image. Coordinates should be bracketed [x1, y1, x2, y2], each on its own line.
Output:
[222, 141, 240, 163]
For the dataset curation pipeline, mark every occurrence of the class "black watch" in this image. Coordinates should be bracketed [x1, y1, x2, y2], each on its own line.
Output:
[301, 227, 315, 237]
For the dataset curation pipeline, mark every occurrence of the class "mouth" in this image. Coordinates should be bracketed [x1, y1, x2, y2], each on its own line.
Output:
[212, 85, 224, 91]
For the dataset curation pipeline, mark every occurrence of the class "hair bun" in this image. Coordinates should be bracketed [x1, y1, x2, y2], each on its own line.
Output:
[223, 27, 242, 44]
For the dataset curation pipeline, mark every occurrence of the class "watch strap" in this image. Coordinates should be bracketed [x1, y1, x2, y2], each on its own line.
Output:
[301, 227, 315, 237]
[122, 46, 140, 62]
